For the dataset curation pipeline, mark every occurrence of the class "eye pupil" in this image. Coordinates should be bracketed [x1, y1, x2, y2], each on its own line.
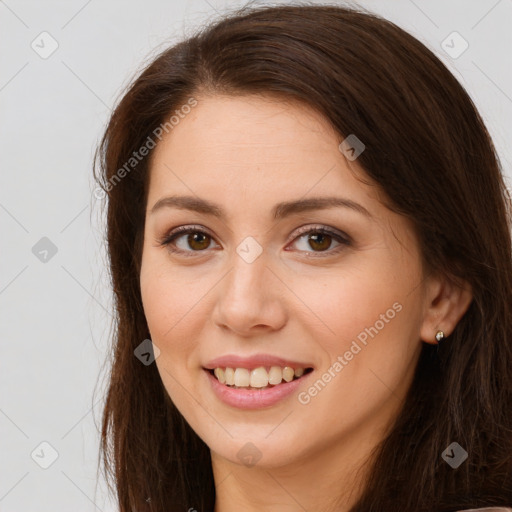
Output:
[309, 233, 331, 251]
[188, 232, 210, 250]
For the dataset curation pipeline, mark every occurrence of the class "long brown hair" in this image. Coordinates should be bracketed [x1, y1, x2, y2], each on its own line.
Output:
[93, 3, 512, 511]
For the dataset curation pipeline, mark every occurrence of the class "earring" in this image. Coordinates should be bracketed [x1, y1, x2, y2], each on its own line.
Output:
[435, 330, 445, 343]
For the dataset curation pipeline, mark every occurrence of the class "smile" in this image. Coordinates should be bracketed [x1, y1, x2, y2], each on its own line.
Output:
[203, 366, 314, 409]
[209, 366, 313, 389]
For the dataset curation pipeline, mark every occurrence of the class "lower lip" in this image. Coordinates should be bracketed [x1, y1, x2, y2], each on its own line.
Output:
[204, 369, 312, 409]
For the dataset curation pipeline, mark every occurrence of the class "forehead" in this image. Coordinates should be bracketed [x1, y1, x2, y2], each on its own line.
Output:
[146, 94, 379, 216]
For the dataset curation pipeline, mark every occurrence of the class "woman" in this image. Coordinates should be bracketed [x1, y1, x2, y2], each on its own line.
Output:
[93, 3, 512, 511]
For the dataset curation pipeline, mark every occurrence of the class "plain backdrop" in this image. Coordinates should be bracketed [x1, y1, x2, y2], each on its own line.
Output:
[1, 0, 511, 510]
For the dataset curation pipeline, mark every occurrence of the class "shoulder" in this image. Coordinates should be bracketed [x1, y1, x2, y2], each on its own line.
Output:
[455, 508, 512, 512]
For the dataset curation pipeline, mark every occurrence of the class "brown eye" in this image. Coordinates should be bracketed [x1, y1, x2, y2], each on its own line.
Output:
[288, 226, 350, 256]
[160, 226, 217, 257]
[160, 224, 350, 259]
[307, 232, 332, 252]
[185, 232, 211, 251]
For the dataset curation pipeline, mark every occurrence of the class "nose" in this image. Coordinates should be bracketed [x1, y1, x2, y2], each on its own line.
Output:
[212, 246, 288, 337]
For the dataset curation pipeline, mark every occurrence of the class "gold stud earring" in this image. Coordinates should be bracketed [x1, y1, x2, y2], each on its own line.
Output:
[435, 330, 445, 343]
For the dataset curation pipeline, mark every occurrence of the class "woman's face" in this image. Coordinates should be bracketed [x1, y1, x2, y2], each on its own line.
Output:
[140, 94, 433, 471]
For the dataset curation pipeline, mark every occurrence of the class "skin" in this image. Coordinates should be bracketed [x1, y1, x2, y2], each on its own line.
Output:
[139, 94, 473, 512]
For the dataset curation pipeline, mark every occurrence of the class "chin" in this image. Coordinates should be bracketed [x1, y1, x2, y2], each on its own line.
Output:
[207, 430, 308, 470]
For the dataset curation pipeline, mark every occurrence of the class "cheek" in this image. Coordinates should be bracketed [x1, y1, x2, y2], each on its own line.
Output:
[139, 249, 222, 429]
[291, 255, 423, 402]
[293, 292, 418, 444]
[141, 251, 193, 324]
[140, 256, 221, 385]
[140, 257, 197, 355]
[291, 260, 404, 348]
[140, 263, 203, 414]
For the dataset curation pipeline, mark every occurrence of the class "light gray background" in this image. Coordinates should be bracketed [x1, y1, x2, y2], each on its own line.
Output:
[1, 0, 511, 510]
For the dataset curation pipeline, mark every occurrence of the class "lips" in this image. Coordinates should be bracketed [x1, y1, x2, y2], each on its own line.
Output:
[203, 364, 314, 409]
[203, 353, 315, 371]
[202, 353, 315, 408]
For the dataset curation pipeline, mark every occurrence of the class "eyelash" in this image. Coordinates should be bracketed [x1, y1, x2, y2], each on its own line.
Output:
[158, 224, 351, 258]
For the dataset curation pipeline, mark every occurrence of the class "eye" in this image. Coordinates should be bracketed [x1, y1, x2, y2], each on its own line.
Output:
[158, 224, 351, 258]
[159, 225, 218, 257]
[286, 225, 351, 256]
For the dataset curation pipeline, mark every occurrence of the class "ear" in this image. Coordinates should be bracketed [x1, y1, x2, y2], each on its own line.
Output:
[419, 272, 473, 345]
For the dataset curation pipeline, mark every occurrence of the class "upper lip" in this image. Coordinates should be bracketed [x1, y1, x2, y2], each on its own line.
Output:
[203, 353, 315, 370]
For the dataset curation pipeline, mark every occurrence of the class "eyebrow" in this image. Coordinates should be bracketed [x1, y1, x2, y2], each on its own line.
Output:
[149, 195, 373, 220]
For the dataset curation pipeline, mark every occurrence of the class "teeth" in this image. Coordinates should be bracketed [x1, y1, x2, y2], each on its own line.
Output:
[282, 366, 294, 382]
[225, 367, 235, 386]
[268, 366, 283, 385]
[283, 366, 295, 382]
[214, 367, 225, 384]
[211, 365, 308, 388]
[250, 367, 269, 388]
[234, 368, 250, 387]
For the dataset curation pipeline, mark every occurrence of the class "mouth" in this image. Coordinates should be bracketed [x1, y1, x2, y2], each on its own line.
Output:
[204, 365, 314, 390]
